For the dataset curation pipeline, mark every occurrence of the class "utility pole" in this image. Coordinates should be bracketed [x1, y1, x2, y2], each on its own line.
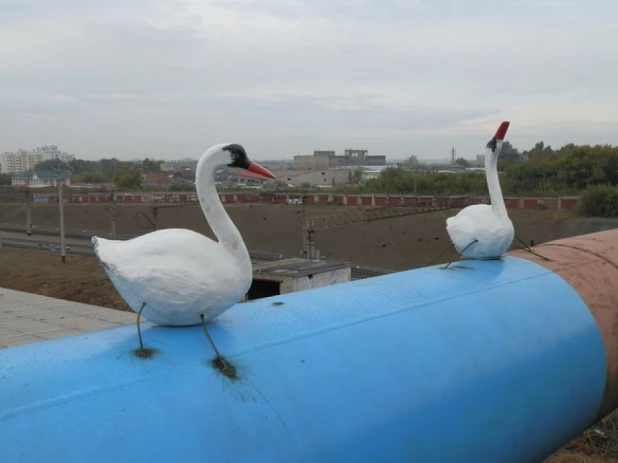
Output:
[111, 189, 117, 239]
[58, 181, 66, 263]
[306, 228, 316, 260]
[25, 189, 32, 236]
[302, 220, 308, 256]
[300, 185, 308, 256]
[152, 204, 159, 230]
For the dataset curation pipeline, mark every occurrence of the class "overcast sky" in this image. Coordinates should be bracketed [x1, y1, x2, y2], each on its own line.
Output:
[1, 0, 616, 161]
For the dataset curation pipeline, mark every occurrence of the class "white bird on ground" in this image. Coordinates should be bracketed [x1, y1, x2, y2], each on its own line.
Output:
[445, 121, 514, 259]
[92, 143, 275, 327]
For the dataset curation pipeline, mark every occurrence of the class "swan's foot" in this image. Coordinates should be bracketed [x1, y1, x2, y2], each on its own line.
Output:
[133, 302, 156, 358]
[200, 314, 237, 380]
[442, 239, 479, 270]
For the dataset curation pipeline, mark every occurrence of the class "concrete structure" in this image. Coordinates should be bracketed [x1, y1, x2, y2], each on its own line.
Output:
[1, 231, 618, 461]
[293, 149, 386, 170]
[260, 160, 293, 171]
[276, 168, 357, 187]
[248, 258, 351, 299]
[0, 288, 134, 349]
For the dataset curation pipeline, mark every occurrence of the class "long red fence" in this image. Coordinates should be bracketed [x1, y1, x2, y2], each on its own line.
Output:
[36, 192, 580, 210]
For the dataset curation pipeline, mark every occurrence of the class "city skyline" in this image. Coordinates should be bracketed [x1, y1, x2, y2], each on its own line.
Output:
[0, 143, 475, 166]
[1, 0, 617, 161]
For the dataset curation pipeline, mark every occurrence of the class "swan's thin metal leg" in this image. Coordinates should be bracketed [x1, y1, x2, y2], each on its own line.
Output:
[136, 302, 146, 350]
[442, 239, 478, 269]
[513, 234, 552, 261]
[200, 314, 229, 370]
[426, 242, 455, 267]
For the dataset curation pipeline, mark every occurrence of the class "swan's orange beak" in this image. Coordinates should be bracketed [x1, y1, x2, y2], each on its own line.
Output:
[247, 162, 276, 179]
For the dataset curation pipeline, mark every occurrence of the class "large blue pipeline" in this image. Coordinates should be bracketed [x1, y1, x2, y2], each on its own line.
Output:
[0, 239, 613, 462]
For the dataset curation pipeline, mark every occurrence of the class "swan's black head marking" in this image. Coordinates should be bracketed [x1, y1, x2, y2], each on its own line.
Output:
[223, 144, 250, 169]
[486, 137, 498, 153]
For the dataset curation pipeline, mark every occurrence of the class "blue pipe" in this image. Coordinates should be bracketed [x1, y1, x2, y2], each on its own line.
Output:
[0, 257, 607, 462]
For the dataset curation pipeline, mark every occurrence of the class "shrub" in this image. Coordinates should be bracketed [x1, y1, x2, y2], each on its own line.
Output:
[578, 185, 618, 217]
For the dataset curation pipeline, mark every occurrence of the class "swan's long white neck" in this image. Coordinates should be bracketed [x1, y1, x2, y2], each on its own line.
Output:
[485, 142, 509, 221]
[195, 144, 250, 265]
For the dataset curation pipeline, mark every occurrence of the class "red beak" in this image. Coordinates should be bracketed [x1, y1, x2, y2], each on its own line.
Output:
[494, 121, 510, 141]
[247, 162, 276, 179]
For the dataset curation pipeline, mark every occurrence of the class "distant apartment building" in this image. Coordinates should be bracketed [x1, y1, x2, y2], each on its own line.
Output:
[0, 145, 75, 175]
[30, 145, 75, 163]
[0, 151, 44, 174]
[293, 148, 386, 170]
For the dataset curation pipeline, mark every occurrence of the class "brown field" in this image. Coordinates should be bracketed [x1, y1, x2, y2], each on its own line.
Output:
[0, 202, 585, 271]
[0, 247, 130, 311]
[1, 202, 617, 461]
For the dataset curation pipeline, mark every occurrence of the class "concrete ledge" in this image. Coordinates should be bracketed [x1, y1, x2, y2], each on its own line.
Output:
[0, 288, 135, 348]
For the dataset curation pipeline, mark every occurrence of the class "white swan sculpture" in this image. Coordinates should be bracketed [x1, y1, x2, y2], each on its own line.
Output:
[445, 121, 514, 259]
[92, 143, 275, 327]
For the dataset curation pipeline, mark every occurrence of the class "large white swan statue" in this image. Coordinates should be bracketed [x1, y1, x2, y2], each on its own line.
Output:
[92, 143, 275, 327]
[445, 121, 514, 260]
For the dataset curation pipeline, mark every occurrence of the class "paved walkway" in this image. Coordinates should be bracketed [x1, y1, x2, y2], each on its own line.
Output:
[0, 287, 135, 349]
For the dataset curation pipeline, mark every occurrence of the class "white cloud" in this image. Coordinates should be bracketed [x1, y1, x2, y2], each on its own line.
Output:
[0, 0, 616, 160]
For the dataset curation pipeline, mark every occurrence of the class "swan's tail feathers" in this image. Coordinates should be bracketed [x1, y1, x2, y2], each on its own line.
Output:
[91, 235, 108, 254]
[91, 236, 118, 272]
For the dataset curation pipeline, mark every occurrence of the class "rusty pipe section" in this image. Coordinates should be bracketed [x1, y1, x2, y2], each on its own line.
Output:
[507, 228, 618, 419]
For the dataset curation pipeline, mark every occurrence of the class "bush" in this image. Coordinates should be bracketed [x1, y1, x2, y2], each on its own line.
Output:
[578, 185, 618, 217]
[169, 183, 196, 192]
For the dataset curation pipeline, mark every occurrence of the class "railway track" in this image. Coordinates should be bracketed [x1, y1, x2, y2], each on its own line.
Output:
[0, 237, 95, 256]
[0, 226, 393, 280]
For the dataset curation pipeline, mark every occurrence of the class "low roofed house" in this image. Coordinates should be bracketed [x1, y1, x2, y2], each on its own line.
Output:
[11, 170, 71, 187]
[142, 171, 170, 186]
[172, 170, 196, 184]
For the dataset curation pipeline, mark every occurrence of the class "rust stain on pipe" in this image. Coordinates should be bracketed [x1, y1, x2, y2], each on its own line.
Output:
[507, 229, 618, 419]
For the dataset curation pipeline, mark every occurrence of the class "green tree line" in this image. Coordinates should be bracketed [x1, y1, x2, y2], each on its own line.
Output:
[363, 142, 617, 195]
[29, 157, 164, 189]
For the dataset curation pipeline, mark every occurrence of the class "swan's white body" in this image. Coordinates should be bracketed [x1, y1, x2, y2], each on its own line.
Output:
[92, 143, 268, 326]
[445, 122, 514, 259]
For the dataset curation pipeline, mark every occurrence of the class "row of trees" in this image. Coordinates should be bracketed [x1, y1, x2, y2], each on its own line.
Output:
[27, 157, 164, 189]
[364, 143, 618, 196]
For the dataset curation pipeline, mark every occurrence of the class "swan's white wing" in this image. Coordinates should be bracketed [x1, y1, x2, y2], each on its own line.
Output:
[93, 228, 250, 324]
[446, 205, 492, 250]
[446, 205, 513, 257]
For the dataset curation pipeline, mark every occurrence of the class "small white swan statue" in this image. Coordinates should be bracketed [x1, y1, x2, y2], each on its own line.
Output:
[92, 143, 275, 327]
[445, 121, 514, 259]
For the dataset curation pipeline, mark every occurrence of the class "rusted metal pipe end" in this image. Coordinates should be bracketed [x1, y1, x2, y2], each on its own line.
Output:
[507, 229, 618, 419]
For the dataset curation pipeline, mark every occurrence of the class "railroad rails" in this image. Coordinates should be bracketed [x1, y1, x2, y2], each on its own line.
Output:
[0, 224, 393, 280]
